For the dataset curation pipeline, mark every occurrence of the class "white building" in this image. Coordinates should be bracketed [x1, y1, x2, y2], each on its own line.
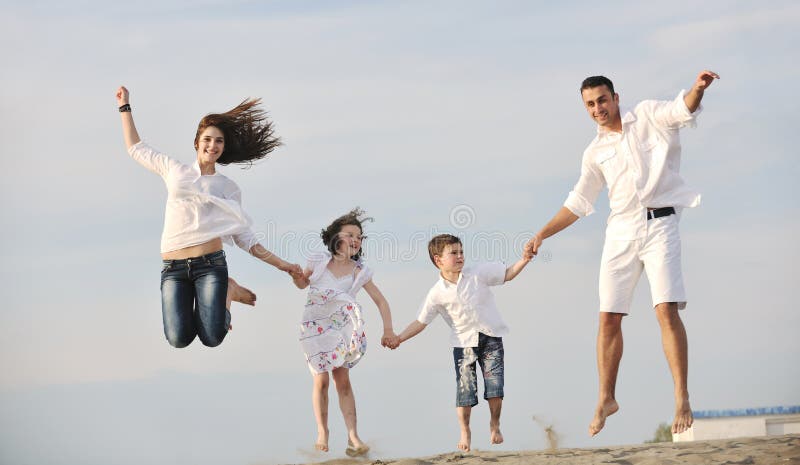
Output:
[673, 406, 800, 442]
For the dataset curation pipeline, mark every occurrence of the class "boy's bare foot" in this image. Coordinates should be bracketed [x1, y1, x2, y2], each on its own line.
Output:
[589, 398, 619, 436]
[672, 398, 693, 434]
[458, 427, 471, 452]
[229, 278, 256, 306]
[315, 429, 329, 452]
[490, 424, 504, 444]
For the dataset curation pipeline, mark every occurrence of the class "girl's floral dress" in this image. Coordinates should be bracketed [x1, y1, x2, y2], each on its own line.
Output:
[300, 251, 373, 374]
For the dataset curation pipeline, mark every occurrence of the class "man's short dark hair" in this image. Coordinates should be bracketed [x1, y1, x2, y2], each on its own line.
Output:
[580, 76, 615, 95]
[428, 234, 462, 267]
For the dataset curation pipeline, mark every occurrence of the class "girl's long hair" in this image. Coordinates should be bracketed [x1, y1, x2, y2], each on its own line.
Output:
[194, 98, 282, 166]
[320, 207, 373, 261]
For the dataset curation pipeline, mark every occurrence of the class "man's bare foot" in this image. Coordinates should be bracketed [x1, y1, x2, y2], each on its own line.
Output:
[229, 278, 256, 306]
[490, 424, 504, 445]
[672, 399, 693, 434]
[589, 398, 619, 436]
[315, 428, 329, 452]
[458, 427, 471, 452]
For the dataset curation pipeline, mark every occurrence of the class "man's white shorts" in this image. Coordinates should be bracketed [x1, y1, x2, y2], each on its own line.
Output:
[598, 214, 686, 314]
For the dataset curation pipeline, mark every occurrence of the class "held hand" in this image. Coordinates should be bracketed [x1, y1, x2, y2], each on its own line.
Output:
[524, 234, 542, 257]
[292, 270, 313, 287]
[693, 70, 720, 91]
[522, 247, 535, 262]
[116, 86, 129, 106]
[281, 262, 304, 278]
[293, 268, 312, 287]
[292, 275, 310, 287]
[381, 331, 400, 350]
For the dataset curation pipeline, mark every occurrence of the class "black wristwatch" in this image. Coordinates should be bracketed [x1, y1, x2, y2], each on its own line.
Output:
[119, 103, 131, 112]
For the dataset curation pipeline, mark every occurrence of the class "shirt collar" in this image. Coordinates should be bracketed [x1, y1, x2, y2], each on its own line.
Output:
[193, 160, 219, 177]
[596, 107, 636, 136]
[438, 270, 462, 289]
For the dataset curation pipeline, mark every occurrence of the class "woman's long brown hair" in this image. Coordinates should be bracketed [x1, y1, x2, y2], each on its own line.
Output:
[194, 98, 282, 166]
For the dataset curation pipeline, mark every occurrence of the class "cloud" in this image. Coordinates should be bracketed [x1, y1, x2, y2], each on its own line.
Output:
[648, 3, 800, 54]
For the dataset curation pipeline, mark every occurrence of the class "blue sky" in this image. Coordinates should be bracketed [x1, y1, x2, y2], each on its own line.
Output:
[1, 1, 798, 464]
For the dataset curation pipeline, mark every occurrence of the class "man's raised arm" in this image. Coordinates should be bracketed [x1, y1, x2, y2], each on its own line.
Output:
[684, 70, 720, 113]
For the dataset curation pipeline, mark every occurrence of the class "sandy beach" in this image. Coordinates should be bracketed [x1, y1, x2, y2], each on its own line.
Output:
[288, 434, 799, 465]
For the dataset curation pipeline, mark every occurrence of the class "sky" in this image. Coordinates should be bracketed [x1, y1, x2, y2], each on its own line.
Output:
[1, 1, 799, 464]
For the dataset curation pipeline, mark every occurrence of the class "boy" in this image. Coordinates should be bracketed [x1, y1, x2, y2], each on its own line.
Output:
[394, 233, 532, 452]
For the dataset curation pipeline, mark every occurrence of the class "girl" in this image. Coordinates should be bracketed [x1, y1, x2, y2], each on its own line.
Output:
[116, 86, 302, 348]
[293, 208, 398, 456]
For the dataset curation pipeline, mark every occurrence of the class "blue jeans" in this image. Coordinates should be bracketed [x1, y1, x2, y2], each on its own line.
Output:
[160, 250, 230, 348]
[453, 333, 505, 407]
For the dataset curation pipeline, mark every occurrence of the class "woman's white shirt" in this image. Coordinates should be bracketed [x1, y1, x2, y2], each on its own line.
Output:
[128, 141, 257, 253]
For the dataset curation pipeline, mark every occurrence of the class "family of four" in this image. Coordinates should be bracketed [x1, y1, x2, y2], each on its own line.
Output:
[115, 68, 718, 455]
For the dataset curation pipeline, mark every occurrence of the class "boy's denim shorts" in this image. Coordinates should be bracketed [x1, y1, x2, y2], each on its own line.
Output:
[452, 333, 504, 407]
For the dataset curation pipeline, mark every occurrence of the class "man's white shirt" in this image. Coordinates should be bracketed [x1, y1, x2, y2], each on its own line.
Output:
[564, 90, 702, 240]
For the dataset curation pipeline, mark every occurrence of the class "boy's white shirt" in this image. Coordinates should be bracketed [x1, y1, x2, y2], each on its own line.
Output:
[416, 262, 508, 348]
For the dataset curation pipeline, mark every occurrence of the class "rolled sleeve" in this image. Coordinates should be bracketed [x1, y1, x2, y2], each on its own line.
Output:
[225, 187, 258, 253]
[476, 262, 507, 286]
[564, 152, 604, 217]
[417, 293, 440, 325]
[232, 229, 258, 253]
[564, 190, 595, 217]
[651, 90, 702, 129]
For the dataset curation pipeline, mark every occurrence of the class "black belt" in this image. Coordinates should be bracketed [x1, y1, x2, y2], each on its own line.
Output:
[647, 207, 675, 220]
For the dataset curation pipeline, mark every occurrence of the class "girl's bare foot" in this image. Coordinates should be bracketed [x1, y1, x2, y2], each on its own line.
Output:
[345, 439, 369, 457]
[315, 428, 329, 452]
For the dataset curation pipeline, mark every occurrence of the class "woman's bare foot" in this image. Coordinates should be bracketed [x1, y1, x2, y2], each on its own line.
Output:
[458, 427, 471, 452]
[228, 278, 256, 306]
[589, 398, 619, 436]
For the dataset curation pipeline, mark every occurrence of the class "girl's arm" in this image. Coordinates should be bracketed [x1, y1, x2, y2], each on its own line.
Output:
[362, 280, 398, 346]
[116, 86, 141, 149]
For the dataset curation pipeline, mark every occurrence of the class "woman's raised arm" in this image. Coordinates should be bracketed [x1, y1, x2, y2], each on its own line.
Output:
[116, 86, 141, 149]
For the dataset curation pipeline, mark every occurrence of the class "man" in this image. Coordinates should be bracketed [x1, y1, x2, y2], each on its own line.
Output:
[526, 70, 719, 436]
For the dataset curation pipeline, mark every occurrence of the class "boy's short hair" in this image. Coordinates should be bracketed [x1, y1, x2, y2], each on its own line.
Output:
[428, 234, 462, 267]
